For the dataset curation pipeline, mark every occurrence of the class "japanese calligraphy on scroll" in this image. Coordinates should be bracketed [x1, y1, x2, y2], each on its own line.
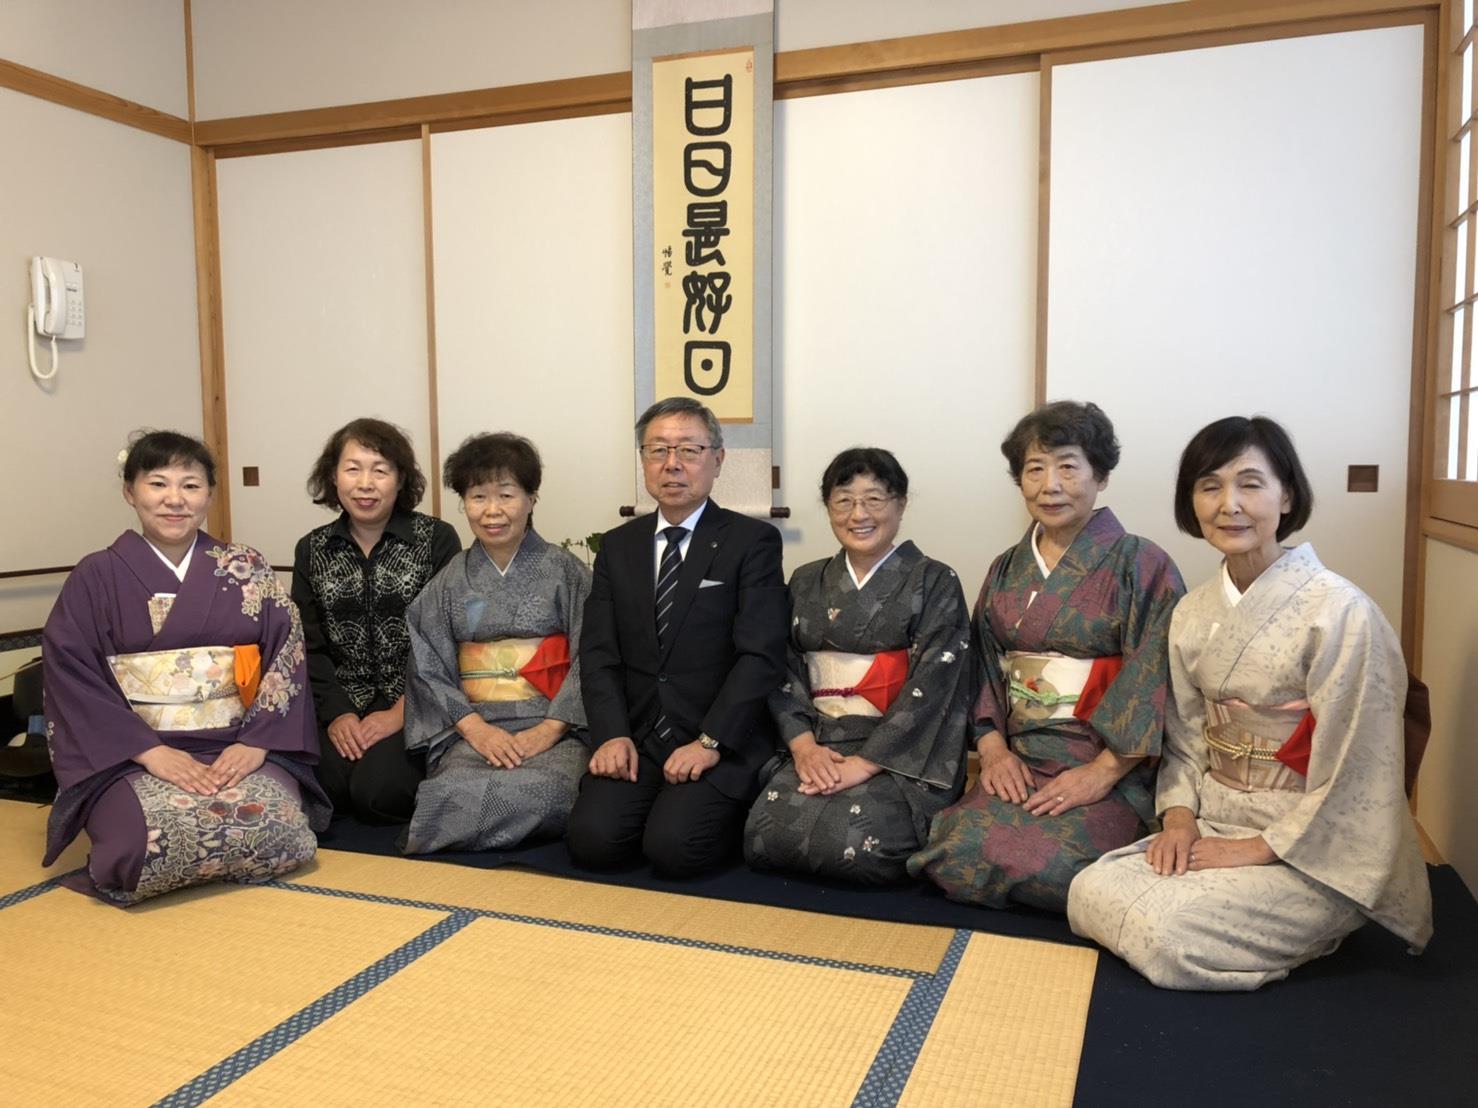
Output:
[652, 49, 755, 421]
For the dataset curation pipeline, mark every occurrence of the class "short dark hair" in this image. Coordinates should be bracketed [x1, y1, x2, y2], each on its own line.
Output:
[306, 418, 426, 513]
[1000, 401, 1120, 483]
[122, 430, 217, 487]
[1173, 416, 1314, 541]
[820, 447, 909, 502]
[442, 432, 542, 497]
[635, 397, 724, 451]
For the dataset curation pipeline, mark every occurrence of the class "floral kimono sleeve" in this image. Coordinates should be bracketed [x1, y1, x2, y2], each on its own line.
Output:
[223, 546, 316, 757]
[1080, 542, 1185, 759]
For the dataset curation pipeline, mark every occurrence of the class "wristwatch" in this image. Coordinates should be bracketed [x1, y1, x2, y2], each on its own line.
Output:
[698, 733, 721, 751]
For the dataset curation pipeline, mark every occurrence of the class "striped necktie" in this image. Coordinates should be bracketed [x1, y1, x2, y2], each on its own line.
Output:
[655, 525, 686, 649]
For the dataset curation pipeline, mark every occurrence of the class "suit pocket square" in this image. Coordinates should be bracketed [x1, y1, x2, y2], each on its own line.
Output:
[699, 578, 725, 589]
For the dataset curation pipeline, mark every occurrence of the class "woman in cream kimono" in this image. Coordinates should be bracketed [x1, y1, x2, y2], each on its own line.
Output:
[43, 432, 327, 905]
[1068, 416, 1432, 990]
[401, 433, 590, 854]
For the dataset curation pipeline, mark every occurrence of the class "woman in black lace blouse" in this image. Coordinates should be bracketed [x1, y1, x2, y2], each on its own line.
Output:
[291, 418, 460, 823]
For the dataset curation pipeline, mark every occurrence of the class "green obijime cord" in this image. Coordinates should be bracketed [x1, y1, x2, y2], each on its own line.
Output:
[1008, 679, 1078, 708]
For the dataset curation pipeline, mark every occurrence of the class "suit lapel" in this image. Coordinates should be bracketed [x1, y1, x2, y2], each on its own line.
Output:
[657, 502, 725, 665]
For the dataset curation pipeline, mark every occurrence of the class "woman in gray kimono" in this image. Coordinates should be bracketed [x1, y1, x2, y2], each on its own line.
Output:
[744, 448, 972, 884]
[401, 433, 591, 853]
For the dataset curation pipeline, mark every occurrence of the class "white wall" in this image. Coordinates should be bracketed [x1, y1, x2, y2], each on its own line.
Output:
[215, 141, 432, 568]
[431, 114, 634, 550]
[1419, 540, 1478, 891]
[1045, 26, 1425, 622]
[0, 0, 189, 116]
[775, 75, 1038, 588]
[189, 0, 1173, 118]
[1, 88, 199, 631]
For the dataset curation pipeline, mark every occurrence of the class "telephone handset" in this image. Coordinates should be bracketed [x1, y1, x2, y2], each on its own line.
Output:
[27, 256, 84, 381]
[31, 257, 85, 339]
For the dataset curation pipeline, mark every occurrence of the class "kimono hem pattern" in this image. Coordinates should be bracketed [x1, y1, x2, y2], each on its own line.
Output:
[744, 542, 972, 885]
[402, 529, 592, 853]
[1068, 544, 1433, 990]
[908, 508, 1184, 911]
[42, 531, 327, 904]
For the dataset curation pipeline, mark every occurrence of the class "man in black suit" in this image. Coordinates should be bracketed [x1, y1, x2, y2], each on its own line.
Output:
[567, 397, 789, 877]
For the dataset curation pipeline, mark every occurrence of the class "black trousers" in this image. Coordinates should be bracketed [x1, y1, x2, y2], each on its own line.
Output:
[314, 696, 423, 825]
[565, 745, 747, 878]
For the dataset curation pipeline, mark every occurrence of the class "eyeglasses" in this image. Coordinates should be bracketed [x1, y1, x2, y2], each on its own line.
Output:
[640, 444, 712, 464]
[827, 494, 896, 514]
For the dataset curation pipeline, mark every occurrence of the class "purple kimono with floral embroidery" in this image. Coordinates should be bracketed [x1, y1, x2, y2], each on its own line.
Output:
[908, 508, 1184, 911]
[43, 531, 329, 866]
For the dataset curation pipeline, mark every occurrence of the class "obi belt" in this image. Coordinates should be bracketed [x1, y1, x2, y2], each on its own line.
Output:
[457, 635, 570, 703]
[109, 645, 261, 731]
[805, 649, 909, 719]
[1001, 650, 1123, 733]
[1204, 699, 1313, 793]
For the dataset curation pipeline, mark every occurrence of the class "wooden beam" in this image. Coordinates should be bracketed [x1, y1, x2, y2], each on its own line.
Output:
[773, 0, 1434, 82]
[191, 145, 232, 540]
[421, 125, 442, 519]
[183, 0, 198, 134]
[193, 71, 632, 149]
[0, 56, 191, 142]
[1035, 59, 1053, 409]
[1406, 7, 1443, 671]
[187, 0, 1439, 155]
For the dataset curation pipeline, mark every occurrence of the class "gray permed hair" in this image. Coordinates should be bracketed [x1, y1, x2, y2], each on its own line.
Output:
[634, 397, 724, 451]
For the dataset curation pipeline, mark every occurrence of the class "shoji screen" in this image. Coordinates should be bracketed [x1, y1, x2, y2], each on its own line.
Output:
[217, 140, 431, 566]
[775, 74, 1040, 590]
[1046, 26, 1425, 621]
[430, 114, 635, 550]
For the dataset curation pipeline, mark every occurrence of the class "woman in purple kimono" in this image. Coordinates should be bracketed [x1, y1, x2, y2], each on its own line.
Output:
[908, 402, 1184, 911]
[42, 431, 328, 905]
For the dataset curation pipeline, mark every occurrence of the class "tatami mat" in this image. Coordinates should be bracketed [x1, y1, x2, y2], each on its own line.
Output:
[211, 914, 914, 1107]
[899, 933, 1098, 1108]
[0, 800, 1098, 1106]
[0, 882, 445, 1103]
[0, 798, 87, 896]
[288, 847, 952, 974]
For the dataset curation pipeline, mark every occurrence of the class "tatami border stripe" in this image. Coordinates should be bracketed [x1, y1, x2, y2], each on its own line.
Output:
[271, 878, 931, 980]
[153, 909, 476, 1107]
[851, 928, 971, 1107]
[0, 874, 64, 911]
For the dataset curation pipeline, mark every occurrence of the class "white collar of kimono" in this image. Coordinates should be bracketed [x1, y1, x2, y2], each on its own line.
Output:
[143, 533, 196, 583]
[1220, 562, 1244, 607]
[1030, 523, 1052, 580]
[847, 544, 897, 590]
[477, 543, 519, 578]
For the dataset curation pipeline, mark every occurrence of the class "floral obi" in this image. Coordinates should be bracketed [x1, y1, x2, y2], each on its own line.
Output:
[805, 649, 909, 719]
[110, 645, 261, 731]
[1001, 651, 1123, 732]
[1203, 699, 1312, 793]
[457, 635, 570, 703]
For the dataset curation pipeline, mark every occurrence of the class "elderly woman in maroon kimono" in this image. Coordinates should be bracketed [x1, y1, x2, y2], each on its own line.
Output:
[42, 431, 328, 905]
[908, 401, 1185, 911]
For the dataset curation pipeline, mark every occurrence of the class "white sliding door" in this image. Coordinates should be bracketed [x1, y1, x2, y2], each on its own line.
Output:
[1047, 26, 1425, 621]
[217, 141, 431, 566]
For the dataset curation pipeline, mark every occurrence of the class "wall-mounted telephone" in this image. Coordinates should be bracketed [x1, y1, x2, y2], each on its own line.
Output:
[27, 256, 85, 382]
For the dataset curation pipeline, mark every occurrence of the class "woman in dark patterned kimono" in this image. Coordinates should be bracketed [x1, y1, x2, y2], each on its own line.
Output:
[908, 402, 1184, 911]
[292, 418, 460, 824]
[42, 431, 328, 905]
[744, 448, 972, 885]
[401, 433, 591, 854]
